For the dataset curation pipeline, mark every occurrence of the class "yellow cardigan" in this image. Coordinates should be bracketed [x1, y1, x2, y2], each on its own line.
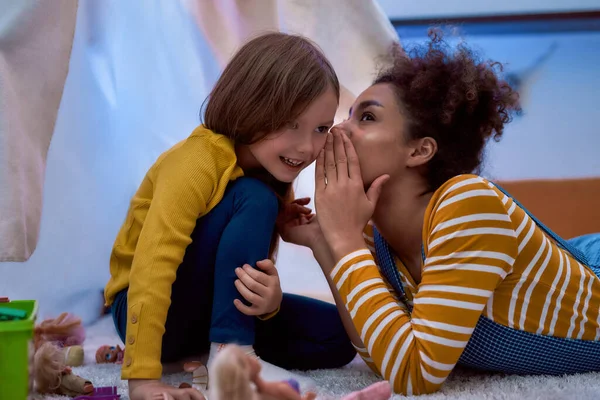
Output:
[104, 125, 244, 379]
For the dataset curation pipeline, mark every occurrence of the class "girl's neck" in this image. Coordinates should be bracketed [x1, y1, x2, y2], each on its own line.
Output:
[372, 172, 433, 284]
[235, 144, 259, 171]
[235, 144, 272, 181]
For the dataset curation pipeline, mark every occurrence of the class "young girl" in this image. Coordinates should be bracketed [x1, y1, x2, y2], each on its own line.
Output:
[286, 30, 600, 396]
[103, 32, 355, 400]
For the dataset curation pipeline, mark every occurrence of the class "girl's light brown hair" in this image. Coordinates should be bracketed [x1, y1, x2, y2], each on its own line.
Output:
[203, 32, 340, 145]
[203, 32, 339, 260]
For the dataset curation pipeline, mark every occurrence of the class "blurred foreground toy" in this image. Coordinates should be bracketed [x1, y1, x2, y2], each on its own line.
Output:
[73, 385, 121, 400]
[33, 312, 92, 396]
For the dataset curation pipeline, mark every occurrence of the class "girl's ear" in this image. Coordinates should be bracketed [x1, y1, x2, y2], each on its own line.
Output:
[406, 137, 437, 168]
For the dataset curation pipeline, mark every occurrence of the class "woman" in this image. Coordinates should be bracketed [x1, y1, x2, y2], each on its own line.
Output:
[284, 31, 600, 396]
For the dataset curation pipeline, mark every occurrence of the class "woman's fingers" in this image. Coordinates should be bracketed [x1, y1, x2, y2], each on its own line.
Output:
[324, 132, 337, 184]
[315, 148, 326, 191]
[333, 130, 349, 181]
[340, 131, 362, 180]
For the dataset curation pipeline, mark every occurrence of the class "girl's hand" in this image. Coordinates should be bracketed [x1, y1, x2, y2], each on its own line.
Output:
[279, 211, 324, 249]
[276, 197, 312, 228]
[234, 259, 283, 316]
[315, 130, 389, 259]
[276, 198, 322, 248]
[129, 379, 205, 400]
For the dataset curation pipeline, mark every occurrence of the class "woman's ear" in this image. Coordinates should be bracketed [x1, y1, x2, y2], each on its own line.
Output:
[407, 137, 437, 168]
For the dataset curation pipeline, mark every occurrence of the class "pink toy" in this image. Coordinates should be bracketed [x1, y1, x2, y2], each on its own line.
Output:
[72, 386, 120, 400]
[341, 381, 392, 400]
[34, 312, 85, 349]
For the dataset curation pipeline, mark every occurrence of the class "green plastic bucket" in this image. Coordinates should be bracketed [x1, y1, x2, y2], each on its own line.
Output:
[0, 300, 38, 400]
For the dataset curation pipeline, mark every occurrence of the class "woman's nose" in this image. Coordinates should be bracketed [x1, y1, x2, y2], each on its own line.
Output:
[331, 122, 350, 137]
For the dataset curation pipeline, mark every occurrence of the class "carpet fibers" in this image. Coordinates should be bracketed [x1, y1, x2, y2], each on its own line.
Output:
[37, 316, 600, 399]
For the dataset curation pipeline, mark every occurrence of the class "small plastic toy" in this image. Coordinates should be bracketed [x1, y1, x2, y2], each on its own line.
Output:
[95, 344, 124, 364]
[72, 386, 120, 400]
[0, 306, 27, 321]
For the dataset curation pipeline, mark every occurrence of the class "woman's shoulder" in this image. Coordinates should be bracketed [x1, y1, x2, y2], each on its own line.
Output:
[427, 174, 507, 219]
[434, 174, 495, 199]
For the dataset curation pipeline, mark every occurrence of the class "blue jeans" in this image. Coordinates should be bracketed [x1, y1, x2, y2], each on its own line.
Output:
[112, 177, 355, 370]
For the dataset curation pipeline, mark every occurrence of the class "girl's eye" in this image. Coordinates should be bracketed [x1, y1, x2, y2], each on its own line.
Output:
[105, 353, 111, 360]
[110, 346, 115, 350]
[316, 126, 330, 133]
[360, 112, 375, 122]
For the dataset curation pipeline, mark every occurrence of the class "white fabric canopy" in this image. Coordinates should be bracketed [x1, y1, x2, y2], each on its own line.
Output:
[0, 0, 78, 262]
[0, 0, 398, 322]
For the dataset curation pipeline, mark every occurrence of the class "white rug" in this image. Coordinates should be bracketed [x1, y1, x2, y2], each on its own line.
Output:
[39, 316, 600, 400]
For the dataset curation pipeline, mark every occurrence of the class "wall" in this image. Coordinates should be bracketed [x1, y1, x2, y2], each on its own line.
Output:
[398, 29, 600, 181]
[378, 0, 600, 19]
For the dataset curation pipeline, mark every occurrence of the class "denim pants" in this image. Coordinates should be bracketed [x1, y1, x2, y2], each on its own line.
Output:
[112, 177, 355, 370]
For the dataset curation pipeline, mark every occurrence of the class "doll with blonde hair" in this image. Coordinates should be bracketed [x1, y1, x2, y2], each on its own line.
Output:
[207, 345, 392, 400]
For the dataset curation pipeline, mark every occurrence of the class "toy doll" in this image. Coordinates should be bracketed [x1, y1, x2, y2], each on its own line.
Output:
[33, 313, 93, 397]
[204, 345, 392, 400]
[96, 344, 124, 364]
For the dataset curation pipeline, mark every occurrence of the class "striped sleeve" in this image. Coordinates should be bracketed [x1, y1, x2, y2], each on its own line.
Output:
[330, 176, 518, 395]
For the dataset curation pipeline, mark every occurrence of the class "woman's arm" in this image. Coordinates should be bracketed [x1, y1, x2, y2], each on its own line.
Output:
[312, 238, 392, 375]
[311, 240, 365, 347]
[314, 132, 518, 394]
[326, 179, 518, 395]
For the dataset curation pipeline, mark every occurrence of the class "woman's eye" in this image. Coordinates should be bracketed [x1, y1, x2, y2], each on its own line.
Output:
[316, 126, 330, 133]
[360, 112, 375, 122]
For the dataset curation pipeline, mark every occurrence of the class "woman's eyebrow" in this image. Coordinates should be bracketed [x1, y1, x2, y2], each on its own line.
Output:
[349, 100, 384, 116]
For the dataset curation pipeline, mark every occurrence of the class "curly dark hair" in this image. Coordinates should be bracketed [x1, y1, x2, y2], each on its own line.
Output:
[374, 29, 521, 190]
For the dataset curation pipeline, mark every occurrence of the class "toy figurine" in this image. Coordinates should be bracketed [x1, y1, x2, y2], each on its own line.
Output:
[95, 345, 124, 364]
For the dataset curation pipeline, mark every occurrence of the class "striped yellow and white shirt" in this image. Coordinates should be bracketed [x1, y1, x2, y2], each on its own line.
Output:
[331, 174, 600, 395]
